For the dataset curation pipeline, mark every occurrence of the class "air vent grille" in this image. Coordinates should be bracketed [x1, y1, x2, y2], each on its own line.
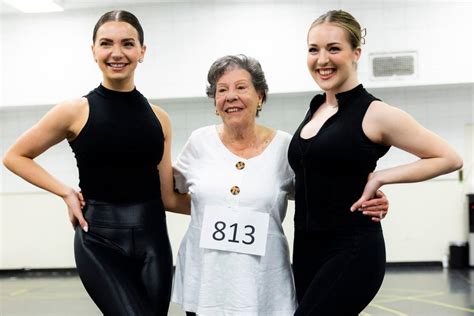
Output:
[369, 52, 417, 80]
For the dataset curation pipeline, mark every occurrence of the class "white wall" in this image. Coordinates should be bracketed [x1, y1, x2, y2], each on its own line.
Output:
[1, 1, 472, 107]
[1, 1, 473, 269]
[1, 180, 465, 268]
[1, 83, 472, 268]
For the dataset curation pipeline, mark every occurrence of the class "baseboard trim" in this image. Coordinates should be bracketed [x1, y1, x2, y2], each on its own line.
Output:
[0, 268, 78, 277]
[2, 261, 472, 277]
[386, 261, 443, 268]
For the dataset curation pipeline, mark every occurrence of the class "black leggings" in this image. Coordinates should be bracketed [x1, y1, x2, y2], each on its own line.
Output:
[293, 226, 385, 316]
[74, 199, 173, 316]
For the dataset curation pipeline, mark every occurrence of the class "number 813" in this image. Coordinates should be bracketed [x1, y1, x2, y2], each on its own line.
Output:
[212, 221, 255, 245]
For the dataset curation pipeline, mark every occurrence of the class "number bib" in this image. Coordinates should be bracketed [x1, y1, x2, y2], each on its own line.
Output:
[199, 205, 270, 256]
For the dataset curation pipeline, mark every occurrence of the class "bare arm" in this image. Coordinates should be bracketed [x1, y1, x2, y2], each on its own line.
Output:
[2, 99, 89, 230]
[151, 104, 191, 215]
[351, 101, 463, 210]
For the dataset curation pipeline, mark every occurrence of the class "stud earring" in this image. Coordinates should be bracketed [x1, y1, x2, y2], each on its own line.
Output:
[138, 58, 143, 63]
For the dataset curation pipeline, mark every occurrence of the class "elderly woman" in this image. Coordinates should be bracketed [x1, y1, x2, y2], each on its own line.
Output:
[170, 55, 388, 315]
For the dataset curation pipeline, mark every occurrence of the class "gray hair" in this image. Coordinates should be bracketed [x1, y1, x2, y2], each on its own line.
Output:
[206, 55, 269, 115]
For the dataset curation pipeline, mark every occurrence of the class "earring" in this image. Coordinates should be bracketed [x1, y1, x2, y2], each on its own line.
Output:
[256, 101, 263, 111]
[138, 58, 143, 63]
[215, 109, 219, 116]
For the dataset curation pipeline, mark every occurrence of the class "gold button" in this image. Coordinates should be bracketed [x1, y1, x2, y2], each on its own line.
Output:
[230, 186, 240, 195]
[235, 161, 245, 170]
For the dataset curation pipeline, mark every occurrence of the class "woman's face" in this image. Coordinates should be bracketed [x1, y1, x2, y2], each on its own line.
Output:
[307, 22, 360, 94]
[215, 68, 262, 129]
[92, 21, 145, 88]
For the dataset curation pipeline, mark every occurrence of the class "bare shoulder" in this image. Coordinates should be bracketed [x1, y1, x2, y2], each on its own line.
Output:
[48, 97, 89, 140]
[366, 100, 411, 125]
[367, 100, 394, 115]
[54, 97, 88, 118]
[41, 97, 88, 127]
[149, 103, 171, 135]
[364, 100, 410, 144]
[365, 99, 422, 145]
[150, 103, 170, 122]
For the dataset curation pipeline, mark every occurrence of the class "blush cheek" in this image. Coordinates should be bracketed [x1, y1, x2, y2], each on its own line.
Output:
[215, 98, 225, 112]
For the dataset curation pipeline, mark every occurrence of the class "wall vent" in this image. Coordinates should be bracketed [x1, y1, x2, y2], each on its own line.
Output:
[369, 51, 417, 80]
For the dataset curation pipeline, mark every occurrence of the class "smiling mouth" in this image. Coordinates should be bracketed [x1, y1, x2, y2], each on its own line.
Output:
[107, 63, 128, 70]
[318, 68, 335, 76]
[225, 107, 243, 113]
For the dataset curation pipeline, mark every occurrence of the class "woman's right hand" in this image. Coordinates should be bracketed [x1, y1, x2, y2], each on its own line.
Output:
[63, 189, 88, 232]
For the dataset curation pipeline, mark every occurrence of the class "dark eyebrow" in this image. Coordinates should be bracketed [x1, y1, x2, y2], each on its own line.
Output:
[97, 38, 136, 43]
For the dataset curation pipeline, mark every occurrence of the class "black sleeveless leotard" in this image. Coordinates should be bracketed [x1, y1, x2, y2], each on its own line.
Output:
[69, 84, 172, 316]
[288, 84, 390, 315]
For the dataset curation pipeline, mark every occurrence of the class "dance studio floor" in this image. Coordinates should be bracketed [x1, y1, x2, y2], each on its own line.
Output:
[1, 266, 473, 315]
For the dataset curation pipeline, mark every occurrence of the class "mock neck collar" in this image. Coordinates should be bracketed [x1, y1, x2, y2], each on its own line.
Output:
[335, 84, 364, 106]
[96, 84, 139, 99]
[309, 84, 365, 114]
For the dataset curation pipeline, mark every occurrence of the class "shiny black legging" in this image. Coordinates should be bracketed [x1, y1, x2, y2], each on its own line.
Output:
[74, 199, 173, 316]
[293, 226, 385, 316]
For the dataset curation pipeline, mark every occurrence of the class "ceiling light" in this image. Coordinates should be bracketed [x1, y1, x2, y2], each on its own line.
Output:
[3, 0, 63, 13]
